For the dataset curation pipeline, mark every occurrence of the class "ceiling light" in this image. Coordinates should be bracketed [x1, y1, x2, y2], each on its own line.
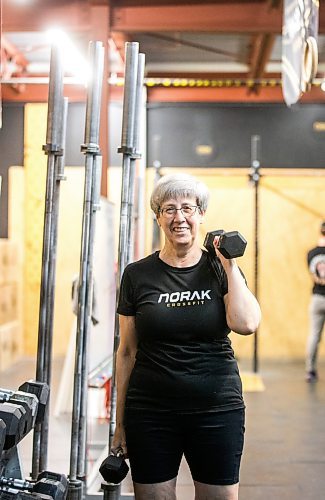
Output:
[46, 28, 90, 84]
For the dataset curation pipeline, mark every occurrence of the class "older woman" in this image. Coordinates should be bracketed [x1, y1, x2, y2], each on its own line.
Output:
[112, 173, 261, 500]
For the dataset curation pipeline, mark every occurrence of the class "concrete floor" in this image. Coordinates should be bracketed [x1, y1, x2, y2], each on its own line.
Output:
[1, 358, 325, 500]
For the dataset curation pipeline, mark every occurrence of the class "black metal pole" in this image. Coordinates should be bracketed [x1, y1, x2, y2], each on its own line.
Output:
[250, 135, 261, 374]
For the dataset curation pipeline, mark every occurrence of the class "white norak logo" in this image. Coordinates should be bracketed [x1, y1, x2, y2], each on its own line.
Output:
[157, 290, 212, 307]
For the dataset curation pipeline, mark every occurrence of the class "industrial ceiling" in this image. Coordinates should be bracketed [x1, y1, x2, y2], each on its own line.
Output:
[1, 0, 325, 103]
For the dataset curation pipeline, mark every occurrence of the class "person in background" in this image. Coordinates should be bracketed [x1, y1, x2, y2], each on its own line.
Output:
[112, 173, 261, 500]
[305, 221, 325, 383]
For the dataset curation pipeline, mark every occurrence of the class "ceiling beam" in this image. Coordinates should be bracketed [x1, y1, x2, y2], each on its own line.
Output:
[111, 1, 325, 33]
[144, 32, 239, 59]
[248, 33, 276, 79]
[254, 34, 276, 78]
[112, 0, 267, 5]
[0, 83, 124, 103]
[1, 83, 87, 102]
[248, 34, 264, 77]
[111, 2, 281, 33]
[110, 31, 132, 64]
[1, 35, 29, 76]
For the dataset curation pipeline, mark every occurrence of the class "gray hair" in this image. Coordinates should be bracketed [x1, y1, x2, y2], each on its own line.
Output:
[150, 173, 210, 214]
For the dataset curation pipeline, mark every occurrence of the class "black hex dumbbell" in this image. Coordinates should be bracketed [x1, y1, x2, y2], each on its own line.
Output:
[0, 472, 68, 500]
[33, 471, 68, 500]
[203, 230, 247, 259]
[0, 389, 38, 432]
[99, 453, 129, 484]
[19, 381, 49, 425]
[0, 402, 31, 449]
[0, 492, 52, 500]
[0, 419, 6, 455]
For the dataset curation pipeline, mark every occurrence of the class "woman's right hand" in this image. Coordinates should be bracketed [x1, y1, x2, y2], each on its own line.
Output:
[111, 425, 128, 458]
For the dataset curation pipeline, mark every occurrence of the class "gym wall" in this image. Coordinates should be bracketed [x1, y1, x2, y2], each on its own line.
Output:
[143, 167, 325, 362]
[147, 103, 325, 169]
[0, 104, 24, 238]
[2, 101, 325, 365]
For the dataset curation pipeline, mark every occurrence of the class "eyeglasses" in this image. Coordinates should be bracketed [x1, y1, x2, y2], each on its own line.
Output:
[159, 205, 200, 218]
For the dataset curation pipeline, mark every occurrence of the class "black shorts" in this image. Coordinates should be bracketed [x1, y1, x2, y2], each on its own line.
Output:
[124, 407, 245, 485]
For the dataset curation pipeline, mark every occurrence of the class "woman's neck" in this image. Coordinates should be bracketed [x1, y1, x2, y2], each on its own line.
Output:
[159, 244, 202, 267]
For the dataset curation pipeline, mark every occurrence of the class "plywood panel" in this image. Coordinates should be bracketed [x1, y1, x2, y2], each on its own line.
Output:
[24, 104, 47, 355]
[23, 103, 117, 359]
[23, 103, 85, 356]
[8, 166, 24, 360]
[258, 175, 325, 360]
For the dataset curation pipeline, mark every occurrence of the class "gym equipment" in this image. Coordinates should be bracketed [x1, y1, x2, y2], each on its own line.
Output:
[0, 420, 5, 455]
[32, 472, 67, 500]
[32, 41, 68, 479]
[0, 382, 49, 451]
[0, 471, 68, 500]
[203, 230, 247, 259]
[67, 41, 104, 500]
[18, 382, 49, 425]
[0, 477, 33, 492]
[99, 454, 129, 485]
[0, 403, 30, 450]
[282, 0, 319, 106]
[0, 492, 52, 500]
[250, 135, 261, 373]
[0, 390, 38, 429]
[104, 42, 145, 500]
[0, 382, 51, 481]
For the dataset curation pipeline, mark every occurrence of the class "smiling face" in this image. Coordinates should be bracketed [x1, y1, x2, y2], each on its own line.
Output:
[157, 196, 204, 249]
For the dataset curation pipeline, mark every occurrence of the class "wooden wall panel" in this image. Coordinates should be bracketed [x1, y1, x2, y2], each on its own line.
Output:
[23, 104, 85, 356]
[257, 175, 324, 361]
[24, 104, 48, 355]
[8, 166, 25, 361]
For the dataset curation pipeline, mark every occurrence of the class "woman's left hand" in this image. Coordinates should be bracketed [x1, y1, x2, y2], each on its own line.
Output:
[212, 235, 236, 269]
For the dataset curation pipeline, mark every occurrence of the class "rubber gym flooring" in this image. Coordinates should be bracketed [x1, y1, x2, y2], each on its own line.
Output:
[1, 358, 325, 500]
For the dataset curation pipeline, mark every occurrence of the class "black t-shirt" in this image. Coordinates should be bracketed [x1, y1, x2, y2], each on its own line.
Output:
[307, 246, 325, 296]
[117, 251, 244, 412]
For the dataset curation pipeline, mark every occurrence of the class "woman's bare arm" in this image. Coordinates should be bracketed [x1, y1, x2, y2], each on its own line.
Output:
[111, 314, 138, 455]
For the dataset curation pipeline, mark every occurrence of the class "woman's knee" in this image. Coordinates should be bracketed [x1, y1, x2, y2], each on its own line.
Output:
[133, 477, 177, 500]
[194, 480, 239, 500]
